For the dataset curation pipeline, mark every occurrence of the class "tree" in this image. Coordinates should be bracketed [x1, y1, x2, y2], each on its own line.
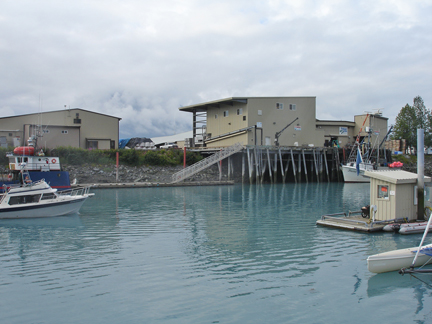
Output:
[392, 96, 431, 152]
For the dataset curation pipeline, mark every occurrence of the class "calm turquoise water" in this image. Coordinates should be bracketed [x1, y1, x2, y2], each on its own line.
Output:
[1, 183, 431, 324]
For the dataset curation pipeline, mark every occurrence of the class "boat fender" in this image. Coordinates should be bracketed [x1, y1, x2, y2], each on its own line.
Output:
[7, 174, 12, 180]
[46, 158, 49, 164]
[52, 159, 56, 164]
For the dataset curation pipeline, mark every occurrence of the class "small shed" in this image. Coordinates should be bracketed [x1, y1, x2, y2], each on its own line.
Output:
[364, 170, 431, 221]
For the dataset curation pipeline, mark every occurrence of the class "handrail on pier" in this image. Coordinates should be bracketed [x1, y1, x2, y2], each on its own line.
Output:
[171, 142, 244, 183]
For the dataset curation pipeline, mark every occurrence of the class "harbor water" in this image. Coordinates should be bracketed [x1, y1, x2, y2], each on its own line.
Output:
[1, 183, 431, 323]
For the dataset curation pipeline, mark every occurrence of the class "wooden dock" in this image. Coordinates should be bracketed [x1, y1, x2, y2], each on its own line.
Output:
[316, 212, 387, 232]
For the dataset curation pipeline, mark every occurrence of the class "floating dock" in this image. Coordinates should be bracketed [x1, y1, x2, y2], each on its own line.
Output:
[316, 212, 388, 232]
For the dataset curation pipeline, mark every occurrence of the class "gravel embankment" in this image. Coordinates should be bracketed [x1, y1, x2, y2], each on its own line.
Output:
[64, 159, 432, 185]
[64, 163, 240, 185]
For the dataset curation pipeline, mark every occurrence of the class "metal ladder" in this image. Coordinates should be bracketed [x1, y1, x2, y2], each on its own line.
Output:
[171, 142, 244, 183]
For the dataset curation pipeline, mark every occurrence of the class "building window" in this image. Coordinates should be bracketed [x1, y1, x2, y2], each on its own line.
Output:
[237, 108, 243, 115]
[243, 116, 246, 121]
[110, 140, 115, 149]
[258, 110, 262, 116]
[276, 103, 284, 110]
[87, 141, 98, 149]
[215, 114, 218, 119]
[74, 113, 81, 124]
[378, 185, 389, 199]
[8, 133, 12, 137]
[224, 110, 229, 117]
[289, 104, 296, 111]
[61, 130, 68, 134]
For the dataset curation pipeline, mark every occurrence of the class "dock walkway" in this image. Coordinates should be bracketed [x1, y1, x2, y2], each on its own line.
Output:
[316, 212, 389, 232]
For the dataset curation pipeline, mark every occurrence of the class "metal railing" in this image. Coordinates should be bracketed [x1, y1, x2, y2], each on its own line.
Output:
[58, 185, 93, 197]
[171, 142, 244, 183]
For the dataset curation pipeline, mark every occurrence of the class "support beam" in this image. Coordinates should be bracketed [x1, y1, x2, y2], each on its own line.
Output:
[290, 149, 297, 183]
[302, 149, 308, 183]
[266, 149, 272, 183]
[323, 149, 330, 182]
[313, 149, 319, 183]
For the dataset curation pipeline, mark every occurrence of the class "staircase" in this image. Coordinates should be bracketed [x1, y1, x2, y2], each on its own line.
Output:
[171, 142, 244, 183]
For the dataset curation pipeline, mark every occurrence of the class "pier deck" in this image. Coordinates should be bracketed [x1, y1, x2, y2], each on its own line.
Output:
[316, 212, 387, 232]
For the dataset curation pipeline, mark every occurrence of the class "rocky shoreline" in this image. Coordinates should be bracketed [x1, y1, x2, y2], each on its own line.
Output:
[64, 159, 432, 185]
[64, 163, 239, 185]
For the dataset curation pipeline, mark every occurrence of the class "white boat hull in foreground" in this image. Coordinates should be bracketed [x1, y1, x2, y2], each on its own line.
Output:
[367, 244, 432, 273]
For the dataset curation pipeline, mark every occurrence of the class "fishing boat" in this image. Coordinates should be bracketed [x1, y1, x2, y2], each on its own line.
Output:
[341, 115, 392, 183]
[0, 176, 93, 219]
[1, 132, 71, 191]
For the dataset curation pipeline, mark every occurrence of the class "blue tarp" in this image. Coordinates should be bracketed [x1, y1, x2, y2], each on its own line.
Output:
[119, 138, 131, 149]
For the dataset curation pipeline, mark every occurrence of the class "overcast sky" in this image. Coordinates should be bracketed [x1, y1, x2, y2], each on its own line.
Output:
[1, 0, 431, 139]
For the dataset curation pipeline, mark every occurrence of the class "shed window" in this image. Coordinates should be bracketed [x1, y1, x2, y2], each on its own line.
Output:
[378, 185, 389, 199]
[289, 104, 296, 111]
[237, 108, 243, 115]
[276, 103, 283, 110]
[223, 110, 229, 117]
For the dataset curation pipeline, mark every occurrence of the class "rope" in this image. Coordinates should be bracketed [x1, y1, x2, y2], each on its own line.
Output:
[408, 273, 432, 288]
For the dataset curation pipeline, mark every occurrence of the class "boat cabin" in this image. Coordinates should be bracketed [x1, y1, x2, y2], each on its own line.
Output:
[364, 170, 432, 221]
[8, 155, 61, 172]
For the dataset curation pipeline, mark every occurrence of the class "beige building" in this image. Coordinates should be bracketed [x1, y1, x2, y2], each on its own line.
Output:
[179, 97, 388, 148]
[0, 108, 121, 149]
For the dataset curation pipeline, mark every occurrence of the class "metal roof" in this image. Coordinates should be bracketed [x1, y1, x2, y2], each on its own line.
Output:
[364, 170, 432, 184]
[0, 108, 122, 121]
[179, 97, 248, 112]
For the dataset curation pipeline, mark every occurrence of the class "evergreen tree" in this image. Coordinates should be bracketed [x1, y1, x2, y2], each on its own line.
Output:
[392, 96, 431, 152]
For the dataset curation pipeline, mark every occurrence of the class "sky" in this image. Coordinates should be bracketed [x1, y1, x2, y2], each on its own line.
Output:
[1, 0, 431, 139]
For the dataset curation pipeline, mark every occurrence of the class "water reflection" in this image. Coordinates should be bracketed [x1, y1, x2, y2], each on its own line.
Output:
[178, 183, 368, 283]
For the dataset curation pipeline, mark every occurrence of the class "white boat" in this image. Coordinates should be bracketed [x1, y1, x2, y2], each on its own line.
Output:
[383, 222, 432, 234]
[0, 178, 94, 219]
[341, 162, 374, 183]
[367, 244, 432, 273]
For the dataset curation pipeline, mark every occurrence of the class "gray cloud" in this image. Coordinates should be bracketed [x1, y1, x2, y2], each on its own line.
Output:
[1, 0, 430, 138]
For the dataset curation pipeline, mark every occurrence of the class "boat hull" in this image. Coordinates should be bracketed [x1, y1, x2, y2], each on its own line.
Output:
[0, 196, 88, 219]
[341, 165, 370, 183]
[382, 222, 432, 234]
[399, 222, 432, 234]
[0, 171, 71, 192]
[367, 244, 432, 273]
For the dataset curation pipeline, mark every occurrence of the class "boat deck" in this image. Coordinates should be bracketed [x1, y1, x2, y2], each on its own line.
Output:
[316, 212, 388, 232]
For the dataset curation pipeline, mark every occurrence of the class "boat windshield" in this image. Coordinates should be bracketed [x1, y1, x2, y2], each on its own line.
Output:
[41, 193, 57, 200]
[8, 194, 41, 205]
